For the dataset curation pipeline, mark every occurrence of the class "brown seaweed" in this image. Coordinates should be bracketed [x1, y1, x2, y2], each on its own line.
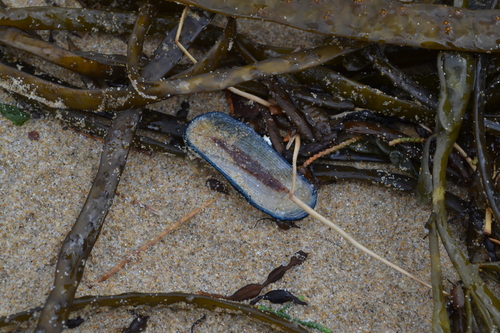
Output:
[1, 0, 500, 332]
[171, 0, 500, 52]
[35, 108, 141, 331]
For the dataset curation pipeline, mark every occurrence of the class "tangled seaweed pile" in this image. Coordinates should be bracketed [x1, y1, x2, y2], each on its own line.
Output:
[1, 0, 500, 332]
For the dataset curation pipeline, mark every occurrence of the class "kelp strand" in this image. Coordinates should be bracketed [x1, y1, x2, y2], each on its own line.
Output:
[428, 214, 450, 332]
[2, 292, 308, 333]
[142, 7, 214, 81]
[55, 109, 184, 155]
[173, 17, 237, 79]
[0, 27, 125, 80]
[432, 52, 500, 331]
[362, 45, 438, 110]
[0, 7, 178, 34]
[296, 66, 433, 122]
[473, 54, 500, 229]
[0, 44, 354, 111]
[127, 2, 157, 87]
[34, 109, 141, 332]
[170, 0, 500, 52]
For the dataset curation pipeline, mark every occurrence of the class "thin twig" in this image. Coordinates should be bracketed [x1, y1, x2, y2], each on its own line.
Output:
[289, 194, 432, 289]
[302, 136, 361, 168]
[95, 198, 216, 283]
[291, 134, 300, 194]
[291, 133, 431, 289]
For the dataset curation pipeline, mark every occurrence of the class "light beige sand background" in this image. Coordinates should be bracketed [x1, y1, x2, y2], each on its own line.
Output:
[1, 0, 457, 332]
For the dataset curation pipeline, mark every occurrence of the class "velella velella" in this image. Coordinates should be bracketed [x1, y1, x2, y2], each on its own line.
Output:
[185, 112, 317, 220]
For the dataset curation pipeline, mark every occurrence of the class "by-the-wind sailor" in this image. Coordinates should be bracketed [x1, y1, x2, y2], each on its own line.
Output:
[184, 112, 317, 221]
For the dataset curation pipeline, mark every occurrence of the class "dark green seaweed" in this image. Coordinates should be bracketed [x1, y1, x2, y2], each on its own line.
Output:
[1, 292, 309, 333]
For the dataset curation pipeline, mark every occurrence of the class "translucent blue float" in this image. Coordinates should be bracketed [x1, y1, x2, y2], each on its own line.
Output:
[185, 112, 317, 221]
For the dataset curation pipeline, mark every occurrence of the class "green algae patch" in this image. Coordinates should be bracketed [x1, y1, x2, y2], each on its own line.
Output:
[0, 103, 30, 126]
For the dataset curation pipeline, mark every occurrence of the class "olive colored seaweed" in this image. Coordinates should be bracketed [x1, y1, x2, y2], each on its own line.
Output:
[296, 66, 434, 122]
[170, 0, 500, 52]
[0, 27, 125, 80]
[0, 292, 309, 333]
[34, 108, 141, 332]
[0, 7, 178, 34]
[431, 52, 500, 331]
[0, 43, 353, 111]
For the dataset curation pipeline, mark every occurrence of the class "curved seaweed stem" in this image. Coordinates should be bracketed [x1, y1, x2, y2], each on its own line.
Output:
[0, 7, 178, 34]
[296, 66, 434, 122]
[473, 54, 500, 227]
[34, 109, 142, 333]
[0, 44, 355, 111]
[169, 0, 500, 52]
[0, 27, 125, 80]
[1, 292, 309, 333]
[432, 52, 500, 330]
[362, 45, 438, 109]
[127, 2, 157, 93]
[428, 214, 450, 332]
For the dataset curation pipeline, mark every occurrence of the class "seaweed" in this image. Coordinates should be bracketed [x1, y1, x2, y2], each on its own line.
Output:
[1, 0, 500, 332]
[0, 292, 309, 333]
[123, 314, 149, 333]
[34, 108, 141, 331]
[0, 102, 30, 125]
[199, 251, 308, 302]
[430, 52, 500, 331]
[171, 0, 500, 52]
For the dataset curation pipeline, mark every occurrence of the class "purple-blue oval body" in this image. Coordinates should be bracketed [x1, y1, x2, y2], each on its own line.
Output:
[184, 112, 317, 220]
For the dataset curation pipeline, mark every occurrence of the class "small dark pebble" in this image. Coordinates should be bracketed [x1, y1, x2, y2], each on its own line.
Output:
[206, 178, 229, 194]
[256, 218, 300, 230]
[123, 314, 150, 333]
[64, 316, 84, 329]
[28, 130, 40, 141]
[250, 289, 308, 305]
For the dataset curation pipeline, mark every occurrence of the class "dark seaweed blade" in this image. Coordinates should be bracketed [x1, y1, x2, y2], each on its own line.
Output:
[170, 0, 500, 52]
[35, 109, 141, 332]
[432, 52, 500, 331]
[56, 109, 185, 155]
[142, 7, 214, 81]
[473, 54, 500, 228]
[362, 45, 438, 109]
